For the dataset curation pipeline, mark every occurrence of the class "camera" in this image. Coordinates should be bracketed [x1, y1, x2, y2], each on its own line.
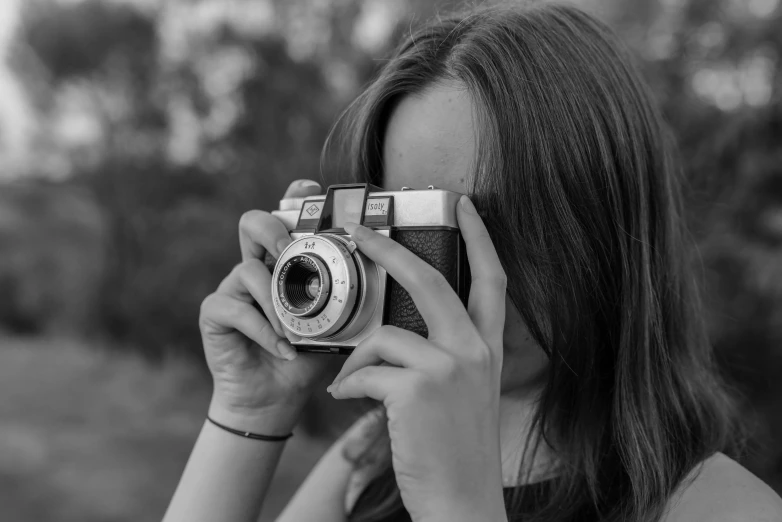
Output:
[266, 183, 470, 354]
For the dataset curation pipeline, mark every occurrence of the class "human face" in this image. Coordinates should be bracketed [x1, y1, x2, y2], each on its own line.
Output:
[381, 83, 549, 394]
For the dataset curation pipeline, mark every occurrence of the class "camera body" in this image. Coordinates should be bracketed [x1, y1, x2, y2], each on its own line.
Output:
[267, 183, 469, 354]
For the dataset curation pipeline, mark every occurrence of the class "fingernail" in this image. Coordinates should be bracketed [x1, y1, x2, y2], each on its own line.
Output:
[343, 222, 369, 240]
[276, 237, 292, 257]
[276, 339, 297, 360]
[298, 179, 320, 188]
[460, 195, 477, 215]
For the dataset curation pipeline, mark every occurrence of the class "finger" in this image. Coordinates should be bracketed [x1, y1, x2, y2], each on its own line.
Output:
[283, 178, 322, 198]
[327, 365, 410, 401]
[343, 222, 470, 338]
[216, 260, 284, 337]
[457, 196, 507, 349]
[199, 293, 296, 361]
[331, 326, 445, 385]
[238, 181, 322, 262]
[239, 210, 292, 262]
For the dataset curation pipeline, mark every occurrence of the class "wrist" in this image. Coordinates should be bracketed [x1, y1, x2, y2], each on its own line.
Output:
[208, 396, 307, 435]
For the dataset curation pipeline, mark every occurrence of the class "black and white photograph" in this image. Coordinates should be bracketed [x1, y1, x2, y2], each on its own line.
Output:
[1, 0, 781, 521]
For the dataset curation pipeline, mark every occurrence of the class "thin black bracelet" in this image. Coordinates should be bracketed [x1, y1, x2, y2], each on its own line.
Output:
[206, 415, 293, 442]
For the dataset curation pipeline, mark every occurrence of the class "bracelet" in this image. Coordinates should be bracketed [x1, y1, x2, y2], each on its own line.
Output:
[206, 415, 293, 442]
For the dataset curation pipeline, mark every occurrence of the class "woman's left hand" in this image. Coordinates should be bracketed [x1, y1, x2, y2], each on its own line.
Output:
[327, 196, 508, 522]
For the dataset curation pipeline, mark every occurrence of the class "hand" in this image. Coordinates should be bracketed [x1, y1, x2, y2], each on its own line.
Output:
[200, 179, 331, 433]
[327, 196, 508, 522]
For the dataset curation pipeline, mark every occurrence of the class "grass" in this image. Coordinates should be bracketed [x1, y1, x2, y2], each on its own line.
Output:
[0, 335, 330, 522]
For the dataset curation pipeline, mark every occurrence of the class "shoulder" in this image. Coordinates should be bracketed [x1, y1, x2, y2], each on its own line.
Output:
[662, 452, 782, 522]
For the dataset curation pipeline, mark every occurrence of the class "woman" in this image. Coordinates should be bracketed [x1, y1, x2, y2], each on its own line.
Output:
[164, 3, 782, 522]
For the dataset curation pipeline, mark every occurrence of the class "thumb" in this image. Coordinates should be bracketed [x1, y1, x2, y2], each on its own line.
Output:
[283, 179, 322, 198]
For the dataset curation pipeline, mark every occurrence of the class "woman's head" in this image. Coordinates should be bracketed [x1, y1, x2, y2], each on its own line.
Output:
[329, 2, 743, 521]
[379, 81, 550, 391]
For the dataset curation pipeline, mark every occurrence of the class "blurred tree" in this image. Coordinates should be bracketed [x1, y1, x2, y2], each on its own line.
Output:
[13, 0, 353, 357]
[23, 0, 156, 84]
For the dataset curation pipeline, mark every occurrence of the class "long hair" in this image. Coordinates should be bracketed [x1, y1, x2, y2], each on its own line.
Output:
[326, 3, 745, 521]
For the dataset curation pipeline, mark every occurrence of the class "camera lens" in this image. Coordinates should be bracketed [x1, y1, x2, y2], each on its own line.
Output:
[272, 233, 377, 340]
[278, 255, 331, 316]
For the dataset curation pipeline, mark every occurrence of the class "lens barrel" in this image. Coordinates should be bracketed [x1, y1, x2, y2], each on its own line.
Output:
[277, 254, 331, 317]
[272, 234, 366, 339]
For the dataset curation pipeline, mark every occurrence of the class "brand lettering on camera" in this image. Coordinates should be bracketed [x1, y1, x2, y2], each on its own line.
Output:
[365, 198, 389, 216]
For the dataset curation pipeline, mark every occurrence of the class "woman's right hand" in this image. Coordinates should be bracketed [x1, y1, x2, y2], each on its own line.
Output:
[200, 179, 331, 434]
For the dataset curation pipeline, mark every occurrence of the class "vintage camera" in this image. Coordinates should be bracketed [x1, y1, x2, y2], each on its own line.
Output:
[266, 183, 469, 354]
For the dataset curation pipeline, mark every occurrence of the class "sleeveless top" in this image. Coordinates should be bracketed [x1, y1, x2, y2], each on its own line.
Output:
[350, 477, 601, 522]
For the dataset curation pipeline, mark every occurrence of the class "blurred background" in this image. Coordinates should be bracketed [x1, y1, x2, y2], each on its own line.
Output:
[0, 0, 780, 520]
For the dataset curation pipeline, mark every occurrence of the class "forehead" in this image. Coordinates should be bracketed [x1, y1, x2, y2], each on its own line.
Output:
[381, 83, 477, 194]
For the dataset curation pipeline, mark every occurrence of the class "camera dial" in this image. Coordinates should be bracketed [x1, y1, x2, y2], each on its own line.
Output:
[272, 234, 373, 339]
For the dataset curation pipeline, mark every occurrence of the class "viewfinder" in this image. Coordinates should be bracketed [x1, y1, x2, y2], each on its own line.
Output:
[332, 188, 365, 228]
[317, 184, 373, 232]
